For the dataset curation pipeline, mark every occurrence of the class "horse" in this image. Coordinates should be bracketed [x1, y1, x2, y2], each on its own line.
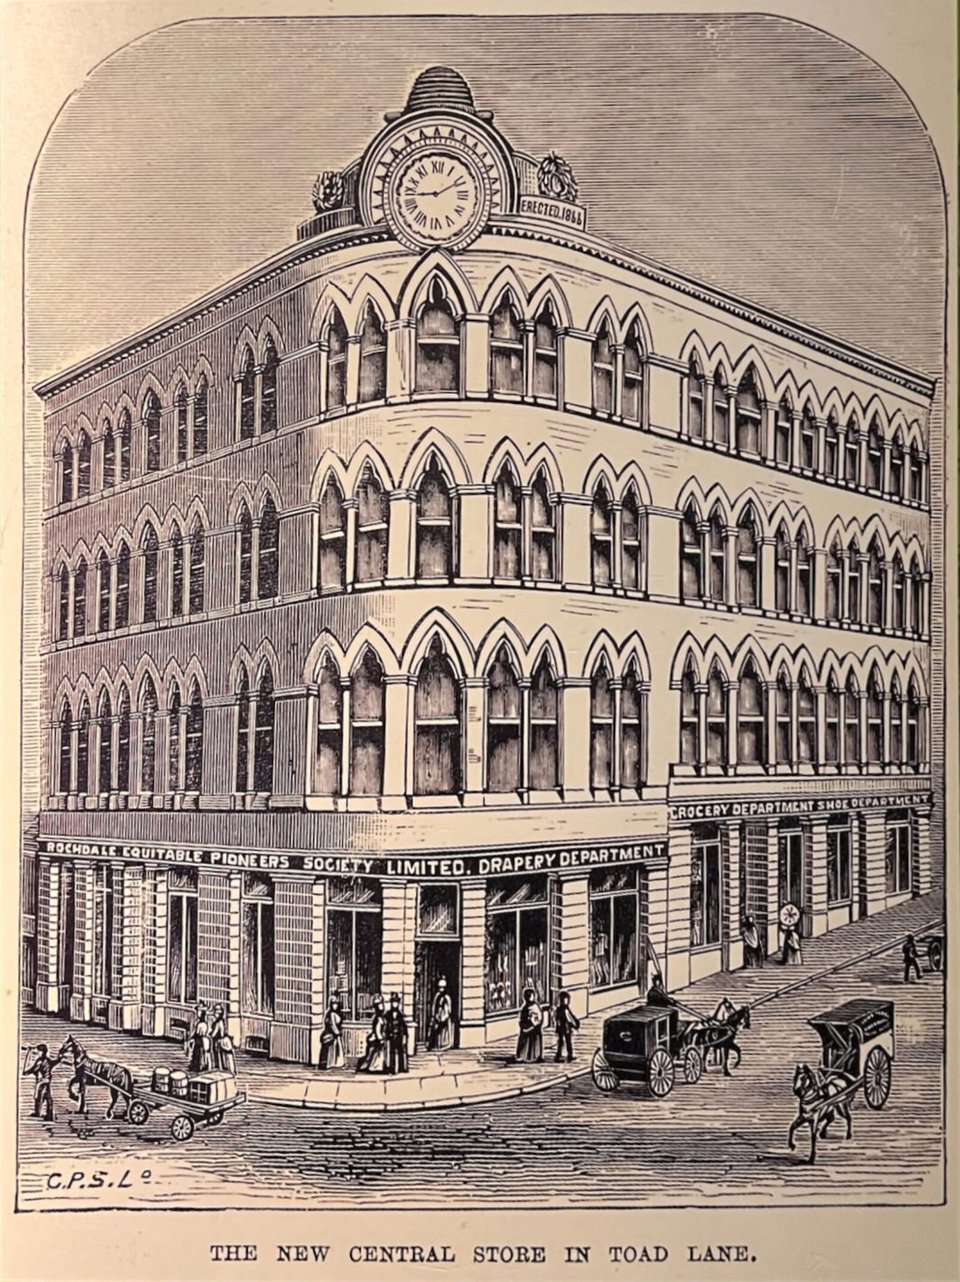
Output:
[787, 1062, 855, 1165]
[684, 1003, 752, 1076]
[58, 1035, 133, 1119]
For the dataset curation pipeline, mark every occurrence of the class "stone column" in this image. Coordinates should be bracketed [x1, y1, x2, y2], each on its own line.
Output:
[457, 487, 491, 582]
[270, 689, 308, 807]
[665, 826, 692, 990]
[646, 507, 681, 601]
[560, 678, 591, 802]
[811, 547, 827, 620]
[381, 675, 411, 810]
[759, 537, 776, 611]
[386, 490, 415, 586]
[140, 867, 169, 1036]
[725, 680, 740, 769]
[702, 376, 715, 447]
[860, 810, 887, 915]
[723, 526, 739, 606]
[462, 677, 486, 804]
[70, 861, 95, 1022]
[554, 873, 590, 1018]
[560, 329, 594, 415]
[644, 860, 669, 985]
[118, 863, 143, 1031]
[806, 817, 829, 937]
[35, 857, 62, 1013]
[460, 880, 486, 1047]
[270, 876, 320, 1064]
[344, 336, 361, 407]
[462, 314, 490, 399]
[761, 400, 777, 462]
[912, 805, 932, 895]
[197, 870, 242, 1038]
[380, 880, 417, 1016]
[560, 494, 592, 590]
[722, 822, 743, 971]
[385, 319, 414, 402]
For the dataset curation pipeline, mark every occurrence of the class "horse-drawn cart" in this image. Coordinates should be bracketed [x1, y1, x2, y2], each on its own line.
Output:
[591, 1005, 703, 1097]
[919, 932, 945, 974]
[124, 1081, 246, 1141]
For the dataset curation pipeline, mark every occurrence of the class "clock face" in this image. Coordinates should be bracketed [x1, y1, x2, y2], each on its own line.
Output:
[386, 141, 490, 251]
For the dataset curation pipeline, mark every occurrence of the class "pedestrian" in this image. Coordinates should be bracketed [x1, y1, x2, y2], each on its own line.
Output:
[553, 990, 580, 1063]
[646, 972, 678, 1008]
[781, 923, 803, 966]
[357, 996, 387, 1073]
[210, 1003, 237, 1076]
[384, 992, 410, 1075]
[186, 1004, 213, 1073]
[427, 976, 455, 1052]
[742, 914, 763, 968]
[23, 1043, 61, 1121]
[319, 994, 345, 1069]
[902, 934, 922, 983]
[515, 988, 544, 1063]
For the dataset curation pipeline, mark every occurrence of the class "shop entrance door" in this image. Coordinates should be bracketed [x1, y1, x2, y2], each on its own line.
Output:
[778, 829, 805, 933]
[414, 940, 460, 1049]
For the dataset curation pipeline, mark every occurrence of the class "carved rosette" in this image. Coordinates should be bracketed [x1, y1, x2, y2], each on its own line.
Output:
[537, 152, 578, 202]
[312, 170, 345, 214]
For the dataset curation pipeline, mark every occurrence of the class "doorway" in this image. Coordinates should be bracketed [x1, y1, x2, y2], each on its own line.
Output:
[414, 939, 461, 1048]
[778, 826, 804, 932]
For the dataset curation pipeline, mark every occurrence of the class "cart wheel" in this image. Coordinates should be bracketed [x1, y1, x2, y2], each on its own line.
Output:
[647, 1048, 676, 1098]
[683, 1046, 703, 1085]
[863, 1046, 892, 1110]
[928, 940, 943, 972]
[206, 1109, 224, 1126]
[128, 1100, 150, 1126]
[591, 1049, 620, 1093]
[171, 1113, 195, 1142]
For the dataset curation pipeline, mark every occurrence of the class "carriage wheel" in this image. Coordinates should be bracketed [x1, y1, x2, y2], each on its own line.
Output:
[647, 1048, 676, 1098]
[591, 1049, 620, 1093]
[683, 1046, 703, 1085]
[205, 1109, 225, 1127]
[170, 1113, 195, 1142]
[928, 940, 943, 972]
[128, 1100, 150, 1126]
[863, 1047, 892, 1110]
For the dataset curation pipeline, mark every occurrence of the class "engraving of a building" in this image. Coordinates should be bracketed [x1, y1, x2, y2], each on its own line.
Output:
[33, 68, 937, 1061]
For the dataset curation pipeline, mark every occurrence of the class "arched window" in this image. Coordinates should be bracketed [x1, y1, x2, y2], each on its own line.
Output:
[355, 466, 389, 584]
[60, 438, 74, 503]
[350, 650, 385, 795]
[687, 358, 705, 441]
[415, 278, 460, 393]
[798, 671, 816, 765]
[738, 661, 765, 765]
[141, 524, 159, 624]
[254, 666, 275, 792]
[706, 665, 727, 766]
[185, 683, 204, 792]
[866, 670, 883, 765]
[906, 680, 921, 768]
[529, 653, 559, 790]
[414, 638, 461, 795]
[712, 370, 729, 447]
[796, 525, 813, 617]
[621, 658, 644, 788]
[235, 670, 250, 793]
[848, 540, 862, 624]
[891, 555, 906, 630]
[866, 419, 882, 489]
[238, 347, 256, 438]
[736, 508, 759, 608]
[590, 659, 614, 789]
[76, 697, 91, 795]
[58, 699, 72, 792]
[889, 676, 903, 765]
[193, 376, 208, 457]
[533, 302, 558, 401]
[171, 526, 185, 617]
[493, 462, 521, 579]
[144, 391, 161, 473]
[680, 502, 702, 601]
[117, 687, 131, 793]
[261, 337, 278, 433]
[140, 677, 158, 794]
[591, 481, 613, 587]
[774, 399, 793, 466]
[175, 384, 189, 464]
[102, 422, 115, 488]
[97, 690, 113, 794]
[775, 670, 791, 765]
[844, 419, 860, 485]
[774, 524, 791, 613]
[118, 409, 131, 483]
[826, 539, 842, 621]
[359, 303, 386, 403]
[889, 431, 905, 498]
[824, 414, 839, 477]
[319, 476, 346, 592]
[530, 468, 555, 581]
[73, 558, 87, 638]
[58, 564, 70, 640]
[709, 507, 726, 603]
[168, 684, 182, 792]
[116, 542, 130, 629]
[621, 485, 644, 591]
[592, 319, 614, 414]
[237, 504, 253, 604]
[97, 550, 111, 631]
[490, 292, 523, 394]
[844, 675, 860, 763]
[866, 537, 884, 626]
[189, 521, 205, 614]
[258, 496, 280, 600]
[909, 442, 924, 502]
[416, 456, 454, 580]
[800, 404, 817, 470]
[734, 369, 761, 454]
[622, 323, 644, 424]
[680, 660, 699, 766]
[76, 430, 92, 498]
[825, 678, 840, 764]
[486, 644, 521, 793]
[315, 656, 342, 795]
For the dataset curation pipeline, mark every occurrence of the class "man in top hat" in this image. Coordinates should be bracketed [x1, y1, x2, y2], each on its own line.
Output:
[384, 992, 410, 1075]
[552, 990, 580, 1064]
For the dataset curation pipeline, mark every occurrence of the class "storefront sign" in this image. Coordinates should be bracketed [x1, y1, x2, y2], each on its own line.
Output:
[37, 838, 668, 878]
[670, 791, 932, 823]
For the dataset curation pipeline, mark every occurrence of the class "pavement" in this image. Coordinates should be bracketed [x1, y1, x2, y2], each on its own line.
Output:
[243, 889, 942, 1112]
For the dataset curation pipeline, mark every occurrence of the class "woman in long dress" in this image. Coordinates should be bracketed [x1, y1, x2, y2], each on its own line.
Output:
[515, 988, 544, 1063]
[210, 1003, 237, 1076]
[356, 996, 387, 1073]
[186, 1005, 213, 1073]
[781, 924, 803, 965]
[319, 995, 345, 1070]
[427, 977, 454, 1052]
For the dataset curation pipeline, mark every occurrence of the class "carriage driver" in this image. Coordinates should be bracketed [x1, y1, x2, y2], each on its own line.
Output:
[23, 1043, 62, 1121]
[646, 973, 678, 1008]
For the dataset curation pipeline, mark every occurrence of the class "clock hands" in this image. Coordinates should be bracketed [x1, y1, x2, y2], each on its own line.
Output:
[418, 180, 466, 198]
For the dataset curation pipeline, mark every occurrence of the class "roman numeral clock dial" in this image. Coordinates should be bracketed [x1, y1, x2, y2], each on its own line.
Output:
[376, 132, 497, 252]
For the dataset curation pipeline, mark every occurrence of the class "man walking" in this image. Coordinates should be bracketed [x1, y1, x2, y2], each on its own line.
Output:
[902, 934, 922, 983]
[384, 992, 410, 1075]
[553, 990, 580, 1063]
[23, 1043, 61, 1121]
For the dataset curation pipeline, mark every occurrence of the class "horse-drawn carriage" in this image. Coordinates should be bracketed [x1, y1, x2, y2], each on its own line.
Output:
[919, 932, 945, 973]
[788, 998, 895, 1164]
[591, 1005, 704, 1097]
